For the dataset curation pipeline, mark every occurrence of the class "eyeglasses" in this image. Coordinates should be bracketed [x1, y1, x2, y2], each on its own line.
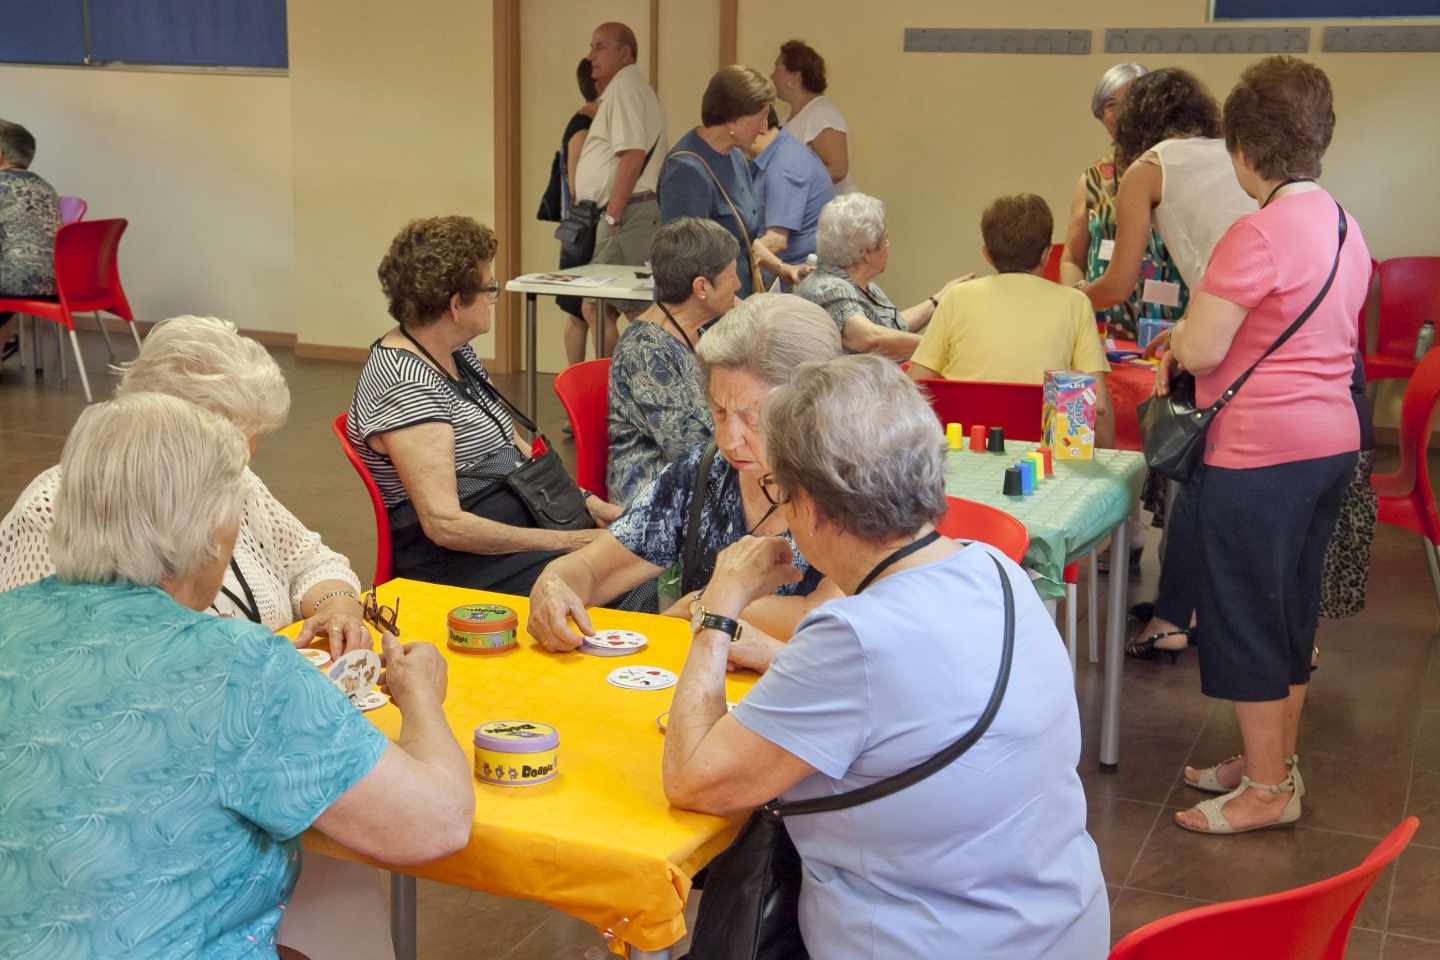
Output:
[362, 590, 401, 638]
[758, 472, 791, 507]
[479, 284, 502, 304]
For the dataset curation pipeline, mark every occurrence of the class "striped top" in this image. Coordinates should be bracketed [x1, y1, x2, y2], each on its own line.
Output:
[348, 341, 521, 510]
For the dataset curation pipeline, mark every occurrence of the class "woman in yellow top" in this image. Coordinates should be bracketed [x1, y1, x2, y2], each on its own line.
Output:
[907, 194, 1114, 447]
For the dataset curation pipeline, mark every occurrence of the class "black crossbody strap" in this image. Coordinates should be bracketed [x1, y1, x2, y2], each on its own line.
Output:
[680, 441, 718, 595]
[1206, 202, 1348, 417]
[767, 553, 1016, 819]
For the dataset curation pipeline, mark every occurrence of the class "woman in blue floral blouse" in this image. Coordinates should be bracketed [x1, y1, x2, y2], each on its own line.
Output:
[530, 294, 843, 667]
[607, 217, 740, 506]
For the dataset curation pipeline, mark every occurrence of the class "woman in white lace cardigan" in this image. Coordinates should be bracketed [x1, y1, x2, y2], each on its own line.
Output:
[0, 315, 369, 658]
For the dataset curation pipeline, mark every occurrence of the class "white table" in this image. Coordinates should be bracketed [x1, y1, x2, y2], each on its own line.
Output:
[505, 264, 654, 418]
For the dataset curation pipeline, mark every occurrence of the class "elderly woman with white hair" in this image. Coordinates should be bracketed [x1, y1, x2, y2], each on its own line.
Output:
[0, 315, 370, 659]
[663, 355, 1107, 958]
[0, 392, 473, 957]
[795, 192, 970, 360]
[1058, 62, 1189, 340]
[529, 293, 842, 656]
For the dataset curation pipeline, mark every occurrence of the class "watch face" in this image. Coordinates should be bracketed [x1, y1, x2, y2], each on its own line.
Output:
[690, 605, 704, 634]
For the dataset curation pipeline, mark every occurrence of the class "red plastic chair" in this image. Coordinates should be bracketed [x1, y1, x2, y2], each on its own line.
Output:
[936, 496, 1029, 564]
[1365, 257, 1440, 382]
[332, 413, 394, 586]
[915, 378, 1044, 440]
[1355, 257, 1378, 354]
[0, 218, 136, 403]
[1109, 817, 1419, 960]
[1371, 348, 1440, 612]
[553, 358, 611, 500]
[57, 195, 88, 225]
[1041, 242, 1065, 283]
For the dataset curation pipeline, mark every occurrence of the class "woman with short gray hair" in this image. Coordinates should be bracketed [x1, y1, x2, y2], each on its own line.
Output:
[0, 315, 369, 659]
[1059, 62, 1188, 340]
[796, 192, 970, 360]
[530, 293, 843, 654]
[0, 392, 475, 957]
[607, 217, 740, 506]
[663, 355, 1108, 957]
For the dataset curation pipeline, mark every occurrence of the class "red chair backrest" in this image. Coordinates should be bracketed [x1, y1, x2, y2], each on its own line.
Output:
[1109, 817, 1418, 960]
[53, 218, 133, 321]
[936, 497, 1029, 563]
[331, 413, 394, 586]
[1388, 348, 1440, 536]
[1357, 257, 1378, 353]
[553, 358, 611, 500]
[57, 195, 88, 225]
[1041, 242, 1065, 283]
[916, 378, 1045, 442]
[1377, 257, 1440, 358]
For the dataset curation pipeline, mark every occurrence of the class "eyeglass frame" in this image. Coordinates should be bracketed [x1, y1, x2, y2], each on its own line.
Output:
[362, 590, 401, 638]
[478, 283, 502, 304]
[758, 472, 791, 507]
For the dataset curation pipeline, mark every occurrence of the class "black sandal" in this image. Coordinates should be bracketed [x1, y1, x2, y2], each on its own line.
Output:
[1126, 628, 1192, 663]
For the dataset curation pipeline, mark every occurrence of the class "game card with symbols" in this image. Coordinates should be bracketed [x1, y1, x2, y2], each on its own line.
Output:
[607, 665, 677, 691]
[580, 629, 649, 657]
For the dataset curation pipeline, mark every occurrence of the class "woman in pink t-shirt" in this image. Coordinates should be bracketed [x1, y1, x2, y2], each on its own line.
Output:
[1157, 57, 1369, 836]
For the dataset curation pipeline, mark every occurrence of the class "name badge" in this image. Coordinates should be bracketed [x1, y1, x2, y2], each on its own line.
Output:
[1142, 279, 1182, 308]
[1097, 239, 1116, 262]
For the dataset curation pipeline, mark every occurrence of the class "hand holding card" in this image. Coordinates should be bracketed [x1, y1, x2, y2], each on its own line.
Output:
[380, 631, 449, 711]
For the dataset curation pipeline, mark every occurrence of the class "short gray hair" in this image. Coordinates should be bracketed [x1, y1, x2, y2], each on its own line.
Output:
[651, 217, 739, 304]
[1092, 63, 1147, 120]
[816, 193, 886, 268]
[51, 392, 249, 585]
[696, 293, 842, 391]
[764, 354, 947, 542]
[114, 315, 290, 436]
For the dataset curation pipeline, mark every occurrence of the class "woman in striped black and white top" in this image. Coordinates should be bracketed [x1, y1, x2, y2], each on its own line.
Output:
[349, 216, 621, 593]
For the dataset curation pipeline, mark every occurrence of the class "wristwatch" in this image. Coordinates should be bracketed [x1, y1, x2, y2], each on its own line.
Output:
[603, 211, 620, 227]
[690, 597, 742, 641]
[928, 294, 940, 309]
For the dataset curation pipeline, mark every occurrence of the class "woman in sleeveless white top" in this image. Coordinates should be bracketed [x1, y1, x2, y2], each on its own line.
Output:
[771, 41, 854, 192]
[1083, 136, 1255, 309]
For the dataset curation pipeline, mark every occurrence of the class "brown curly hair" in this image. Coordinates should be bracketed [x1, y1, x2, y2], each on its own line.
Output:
[1113, 68, 1220, 170]
[779, 40, 827, 95]
[981, 194, 1054, 274]
[1224, 56, 1334, 181]
[378, 216, 497, 327]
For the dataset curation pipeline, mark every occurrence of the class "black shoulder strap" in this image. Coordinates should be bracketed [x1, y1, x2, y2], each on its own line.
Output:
[768, 553, 1016, 819]
[1208, 202, 1348, 416]
[679, 442, 718, 595]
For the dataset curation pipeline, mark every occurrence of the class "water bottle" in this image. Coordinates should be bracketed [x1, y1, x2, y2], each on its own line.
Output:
[805, 253, 818, 268]
[1416, 320, 1436, 361]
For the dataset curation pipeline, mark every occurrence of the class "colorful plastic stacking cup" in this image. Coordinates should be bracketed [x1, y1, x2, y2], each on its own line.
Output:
[946, 422, 964, 450]
[986, 426, 1006, 453]
[1027, 451, 1047, 481]
[1038, 446, 1054, 477]
[1002, 465, 1024, 497]
[1018, 459, 1036, 494]
[969, 424, 987, 452]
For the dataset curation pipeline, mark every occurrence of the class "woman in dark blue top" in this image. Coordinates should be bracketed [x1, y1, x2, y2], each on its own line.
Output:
[658, 65, 772, 299]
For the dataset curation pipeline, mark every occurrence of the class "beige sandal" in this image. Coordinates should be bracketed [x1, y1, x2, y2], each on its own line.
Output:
[1175, 773, 1302, 835]
[1186, 754, 1306, 798]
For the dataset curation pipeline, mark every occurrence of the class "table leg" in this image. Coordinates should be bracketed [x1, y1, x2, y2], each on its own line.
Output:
[1086, 552, 1100, 664]
[525, 294, 538, 421]
[1099, 519, 1129, 773]
[594, 297, 608, 360]
[390, 872, 417, 960]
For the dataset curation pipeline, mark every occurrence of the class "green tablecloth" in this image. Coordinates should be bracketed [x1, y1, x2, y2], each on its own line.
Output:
[943, 441, 1148, 598]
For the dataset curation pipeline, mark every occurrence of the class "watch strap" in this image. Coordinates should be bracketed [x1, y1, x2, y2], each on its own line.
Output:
[698, 610, 741, 640]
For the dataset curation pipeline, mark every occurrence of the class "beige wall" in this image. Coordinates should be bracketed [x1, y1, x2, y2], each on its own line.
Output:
[289, 0, 496, 356]
[737, 0, 1440, 315]
[1, 65, 295, 334]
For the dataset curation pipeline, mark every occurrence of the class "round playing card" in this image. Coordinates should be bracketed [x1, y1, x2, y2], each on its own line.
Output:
[606, 665, 677, 691]
[353, 691, 389, 712]
[327, 649, 381, 698]
[580, 629, 648, 657]
[299, 648, 331, 667]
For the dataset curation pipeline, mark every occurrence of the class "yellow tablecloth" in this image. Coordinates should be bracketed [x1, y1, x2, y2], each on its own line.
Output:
[284, 579, 755, 953]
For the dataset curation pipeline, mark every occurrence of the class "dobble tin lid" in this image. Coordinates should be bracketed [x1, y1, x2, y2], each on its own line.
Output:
[447, 603, 519, 633]
[473, 720, 559, 754]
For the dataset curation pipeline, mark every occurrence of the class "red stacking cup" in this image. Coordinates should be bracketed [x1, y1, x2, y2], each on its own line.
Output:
[968, 424, 987, 452]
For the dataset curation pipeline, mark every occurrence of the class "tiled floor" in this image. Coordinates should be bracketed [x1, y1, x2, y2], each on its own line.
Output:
[4, 331, 1439, 958]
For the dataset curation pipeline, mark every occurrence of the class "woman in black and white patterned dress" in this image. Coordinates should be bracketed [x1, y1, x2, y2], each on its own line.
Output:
[0, 120, 60, 361]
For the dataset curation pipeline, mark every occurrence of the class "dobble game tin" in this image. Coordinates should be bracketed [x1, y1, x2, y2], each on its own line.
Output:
[447, 603, 519, 655]
[473, 721, 559, 786]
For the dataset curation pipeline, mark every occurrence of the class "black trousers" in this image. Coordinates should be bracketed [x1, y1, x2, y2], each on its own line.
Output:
[1194, 451, 1357, 702]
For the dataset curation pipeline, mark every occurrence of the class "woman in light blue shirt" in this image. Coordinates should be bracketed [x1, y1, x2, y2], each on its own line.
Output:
[745, 107, 835, 287]
[0, 393, 473, 959]
[663, 355, 1107, 958]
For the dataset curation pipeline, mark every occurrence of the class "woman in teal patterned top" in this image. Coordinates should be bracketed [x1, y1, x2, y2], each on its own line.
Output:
[1060, 64, 1188, 340]
[0, 394, 474, 959]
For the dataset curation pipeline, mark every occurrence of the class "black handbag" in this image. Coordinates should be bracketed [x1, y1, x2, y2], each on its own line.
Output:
[451, 363, 595, 531]
[1138, 202, 1348, 483]
[552, 136, 661, 264]
[537, 148, 564, 222]
[684, 553, 1017, 960]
